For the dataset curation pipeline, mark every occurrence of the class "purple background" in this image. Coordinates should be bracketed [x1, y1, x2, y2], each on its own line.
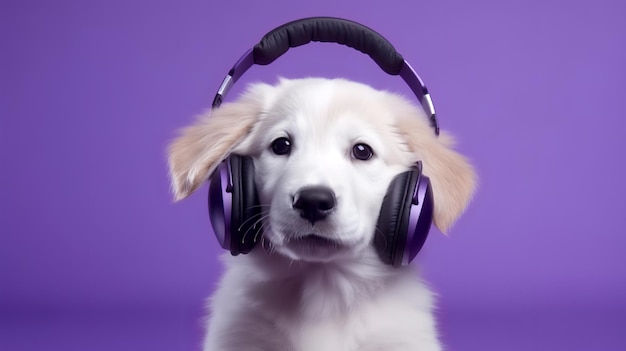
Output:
[2, 0, 625, 350]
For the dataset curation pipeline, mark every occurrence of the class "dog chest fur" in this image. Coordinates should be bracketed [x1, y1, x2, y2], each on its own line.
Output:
[202, 250, 441, 351]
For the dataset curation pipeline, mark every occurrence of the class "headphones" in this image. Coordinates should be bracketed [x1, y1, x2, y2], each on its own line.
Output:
[207, 17, 438, 267]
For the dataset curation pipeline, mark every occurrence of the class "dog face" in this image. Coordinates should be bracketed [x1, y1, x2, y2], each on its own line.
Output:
[231, 79, 415, 262]
[168, 78, 476, 263]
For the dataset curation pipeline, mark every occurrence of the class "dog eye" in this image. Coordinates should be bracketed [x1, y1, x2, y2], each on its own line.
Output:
[270, 137, 292, 155]
[352, 143, 374, 161]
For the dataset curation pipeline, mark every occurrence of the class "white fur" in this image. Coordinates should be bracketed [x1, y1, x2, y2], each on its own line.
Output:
[168, 78, 477, 351]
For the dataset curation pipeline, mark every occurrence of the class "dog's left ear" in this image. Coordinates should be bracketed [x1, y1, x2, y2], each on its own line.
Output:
[394, 103, 477, 234]
[167, 83, 271, 201]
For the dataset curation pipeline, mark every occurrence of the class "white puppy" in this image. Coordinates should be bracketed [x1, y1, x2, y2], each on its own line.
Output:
[168, 78, 476, 351]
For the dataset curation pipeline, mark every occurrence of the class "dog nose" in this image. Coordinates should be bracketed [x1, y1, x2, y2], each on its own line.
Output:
[293, 186, 336, 224]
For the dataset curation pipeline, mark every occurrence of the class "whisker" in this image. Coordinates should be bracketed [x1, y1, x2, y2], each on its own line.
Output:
[241, 213, 271, 243]
[253, 220, 269, 243]
[261, 224, 281, 255]
[261, 234, 277, 255]
[237, 211, 269, 231]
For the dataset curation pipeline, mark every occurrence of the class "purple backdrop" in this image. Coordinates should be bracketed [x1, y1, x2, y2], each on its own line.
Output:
[2, 0, 625, 350]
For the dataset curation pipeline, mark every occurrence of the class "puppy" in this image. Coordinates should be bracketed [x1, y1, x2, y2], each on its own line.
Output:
[168, 78, 476, 351]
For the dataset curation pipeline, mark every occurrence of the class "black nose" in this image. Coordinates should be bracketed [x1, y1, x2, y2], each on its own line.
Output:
[293, 186, 336, 224]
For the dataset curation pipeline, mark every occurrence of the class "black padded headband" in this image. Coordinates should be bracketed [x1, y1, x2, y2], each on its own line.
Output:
[212, 17, 440, 135]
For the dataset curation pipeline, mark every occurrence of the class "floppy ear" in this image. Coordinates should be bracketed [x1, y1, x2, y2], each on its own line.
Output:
[394, 102, 477, 233]
[167, 84, 270, 201]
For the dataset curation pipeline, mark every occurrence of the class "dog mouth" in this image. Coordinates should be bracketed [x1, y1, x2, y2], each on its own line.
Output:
[281, 233, 348, 260]
[294, 234, 344, 248]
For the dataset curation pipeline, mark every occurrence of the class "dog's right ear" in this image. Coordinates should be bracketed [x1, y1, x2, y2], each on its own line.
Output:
[167, 83, 272, 201]
[390, 95, 477, 234]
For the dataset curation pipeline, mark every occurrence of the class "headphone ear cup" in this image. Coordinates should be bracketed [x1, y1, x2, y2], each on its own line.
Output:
[228, 155, 261, 255]
[404, 175, 433, 265]
[375, 165, 433, 266]
[208, 161, 231, 252]
[375, 170, 417, 266]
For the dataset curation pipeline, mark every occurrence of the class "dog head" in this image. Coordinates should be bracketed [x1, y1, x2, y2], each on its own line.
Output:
[168, 78, 476, 263]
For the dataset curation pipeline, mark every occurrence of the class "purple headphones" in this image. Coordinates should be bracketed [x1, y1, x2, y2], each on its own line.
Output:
[208, 17, 437, 267]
